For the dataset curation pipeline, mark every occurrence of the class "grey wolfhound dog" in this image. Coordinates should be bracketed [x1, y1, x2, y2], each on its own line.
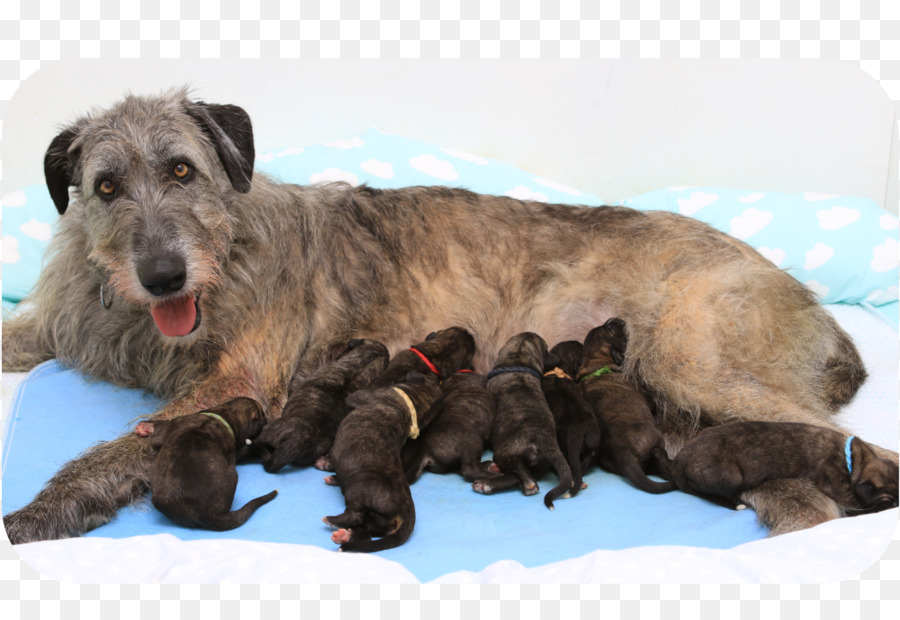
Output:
[2, 89, 881, 544]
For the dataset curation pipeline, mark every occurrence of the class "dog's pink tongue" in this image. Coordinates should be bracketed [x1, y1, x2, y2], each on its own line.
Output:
[151, 295, 196, 337]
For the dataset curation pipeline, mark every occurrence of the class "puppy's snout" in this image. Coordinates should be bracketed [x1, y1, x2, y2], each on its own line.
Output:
[139, 254, 187, 296]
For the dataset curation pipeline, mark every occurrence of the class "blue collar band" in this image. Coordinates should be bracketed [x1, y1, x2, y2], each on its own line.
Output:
[486, 366, 543, 382]
[845, 436, 855, 475]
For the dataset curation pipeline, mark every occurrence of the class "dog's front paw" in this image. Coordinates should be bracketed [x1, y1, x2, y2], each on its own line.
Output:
[522, 481, 539, 496]
[314, 455, 334, 471]
[323, 475, 339, 486]
[472, 480, 494, 494]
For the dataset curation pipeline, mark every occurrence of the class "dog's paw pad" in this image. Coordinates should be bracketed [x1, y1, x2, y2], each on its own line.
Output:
[472, 480, 493, 494]
[487, 462, 502, 474]
[523, 483, 539, 496]
[736, 504, 747, 510]
[314, 456, 333, 471]
[581, 482, 589, 490]
[134, 421, 154, 437]
[331, 528, 352, 544]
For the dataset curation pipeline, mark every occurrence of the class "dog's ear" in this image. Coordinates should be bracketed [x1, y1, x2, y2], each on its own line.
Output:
[44, 125, 84, 214]
[404, 371, 426, 385]
[425, 331, 438, 341]
[183, 101, 255, 193]
[542, 351, 561, 372]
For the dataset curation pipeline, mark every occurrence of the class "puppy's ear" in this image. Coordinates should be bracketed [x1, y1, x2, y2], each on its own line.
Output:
[404, 371, 426, 385]
[44, 124, 85, 214]
[425, 331, 438, 341]
[854, 480, 876, 506]
[611, 347, 626, 366]
[183, 101, 255, 193]
[542, 351, 561, 372]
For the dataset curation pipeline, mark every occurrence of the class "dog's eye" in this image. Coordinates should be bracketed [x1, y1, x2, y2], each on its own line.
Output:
[173, 163, 191, 179]
[97, 180, 115, 198]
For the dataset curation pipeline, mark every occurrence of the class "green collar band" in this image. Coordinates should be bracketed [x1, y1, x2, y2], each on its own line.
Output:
[199, 411, 235, 440]
[579, 366, 617, 384]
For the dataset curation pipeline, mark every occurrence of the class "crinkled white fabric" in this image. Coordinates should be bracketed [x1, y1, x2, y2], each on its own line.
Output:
[9, 509, 897, 584]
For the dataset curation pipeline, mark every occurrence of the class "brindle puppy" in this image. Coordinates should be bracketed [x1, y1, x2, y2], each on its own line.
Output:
[371, 326, 476, 388]
[671, 421, 899, 513]
[401, 368, 499, 483]
[323, 372, 443, 552]
[542, 340, 600, 497]
[134, 397, 277, 531]
[579, 318, 676, 494]
[473, 332, 574, 509]
[250, 339, 389, 473]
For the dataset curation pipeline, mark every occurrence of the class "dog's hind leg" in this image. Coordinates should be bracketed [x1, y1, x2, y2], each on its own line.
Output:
[739, 478, 843, 536]
[3, 433, 154, 544]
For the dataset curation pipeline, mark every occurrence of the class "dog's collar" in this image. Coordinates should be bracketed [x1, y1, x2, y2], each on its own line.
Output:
[409, 347, 442, 380]
[392, 387, 420, 439]
[845, 436, 855, 474]
[199, 411, 235, 440]
[456, 369, 474, 374]
[543, 367, 573, 381]
[579, 366, 618, 383]
[487, 366, 543, 382]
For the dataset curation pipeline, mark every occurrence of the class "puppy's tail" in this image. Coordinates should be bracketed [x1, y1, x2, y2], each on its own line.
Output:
[199, 490, 279, 531]
[340, 510, 416, 553]
[543, 446, 575, 510]
[619, 455, 676, 494]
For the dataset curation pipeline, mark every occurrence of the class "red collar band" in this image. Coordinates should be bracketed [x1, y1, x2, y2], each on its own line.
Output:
[409, 347, 442, 379]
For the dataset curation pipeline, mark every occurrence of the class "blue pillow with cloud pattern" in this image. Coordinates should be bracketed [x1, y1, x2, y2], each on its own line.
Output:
[618, 187, 899, 307]
[3, 131, 897, 313]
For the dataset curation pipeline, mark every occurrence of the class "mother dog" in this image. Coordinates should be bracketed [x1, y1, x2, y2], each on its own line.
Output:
[2, 89, 872, 543]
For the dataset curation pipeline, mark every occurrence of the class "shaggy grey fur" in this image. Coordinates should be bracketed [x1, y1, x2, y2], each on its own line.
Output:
[1, 89, 882, 543]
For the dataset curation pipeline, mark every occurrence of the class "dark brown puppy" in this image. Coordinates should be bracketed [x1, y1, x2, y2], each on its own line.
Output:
[323, 372, 443, 552]
[250, 339, 389, 473]
[542, 340, 600, 497]
[134, 397, 277, 530]
[578, 318, 676, 494]
[370, 326, 476, 388]
[671, 421, 899, 513]
[473, 332, 574, 509]
[401, 368, 498, 483]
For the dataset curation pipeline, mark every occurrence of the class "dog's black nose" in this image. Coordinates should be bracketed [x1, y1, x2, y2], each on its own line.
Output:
[139, 254, 187, 296]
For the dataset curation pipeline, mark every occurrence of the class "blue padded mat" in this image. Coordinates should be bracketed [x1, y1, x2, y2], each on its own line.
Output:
[2, 360, 767, 582]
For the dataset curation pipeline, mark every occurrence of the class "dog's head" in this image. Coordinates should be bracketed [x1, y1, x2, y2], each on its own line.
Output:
[412, 326, 477, 376]
[851, 439, 899, 513]
[43, 88, 256, 340]
[211, 396, 266, 444]
[493, 332, 549, 373]
[582, 318, 628, 368]
[546, 340, 582, 377]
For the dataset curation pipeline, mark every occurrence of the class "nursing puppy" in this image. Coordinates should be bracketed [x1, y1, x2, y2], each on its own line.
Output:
[671, 422, 899, 514]
[250, 339, 389, 473]
[134, 397, 277, 530]
[579, 318, 676, 494]
[542, 340, 600, 497]
[473, 332, 574, 509]
[323, 372, 442, 552]
[371, 326, 476, 388]
[401, 368, 498, 483]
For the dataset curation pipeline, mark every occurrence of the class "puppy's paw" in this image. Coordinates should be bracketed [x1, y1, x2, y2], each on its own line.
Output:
[522, 482, 539, 496]
[487, 462, 502, 474]
[134, 421, 154, 437]
[323, 475, 339, 486]
[472, 480, 494, 494]
[331, 528, 352, 544]
[314, 455, 334, 471]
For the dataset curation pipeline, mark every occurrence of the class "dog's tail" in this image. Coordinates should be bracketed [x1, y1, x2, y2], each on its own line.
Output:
[339, 511, 416, 554]
[200, 490, 279, 531]
[400, 438, 430, 484]
[543, 445, 575, 510]
[618, 455, 676, 494]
